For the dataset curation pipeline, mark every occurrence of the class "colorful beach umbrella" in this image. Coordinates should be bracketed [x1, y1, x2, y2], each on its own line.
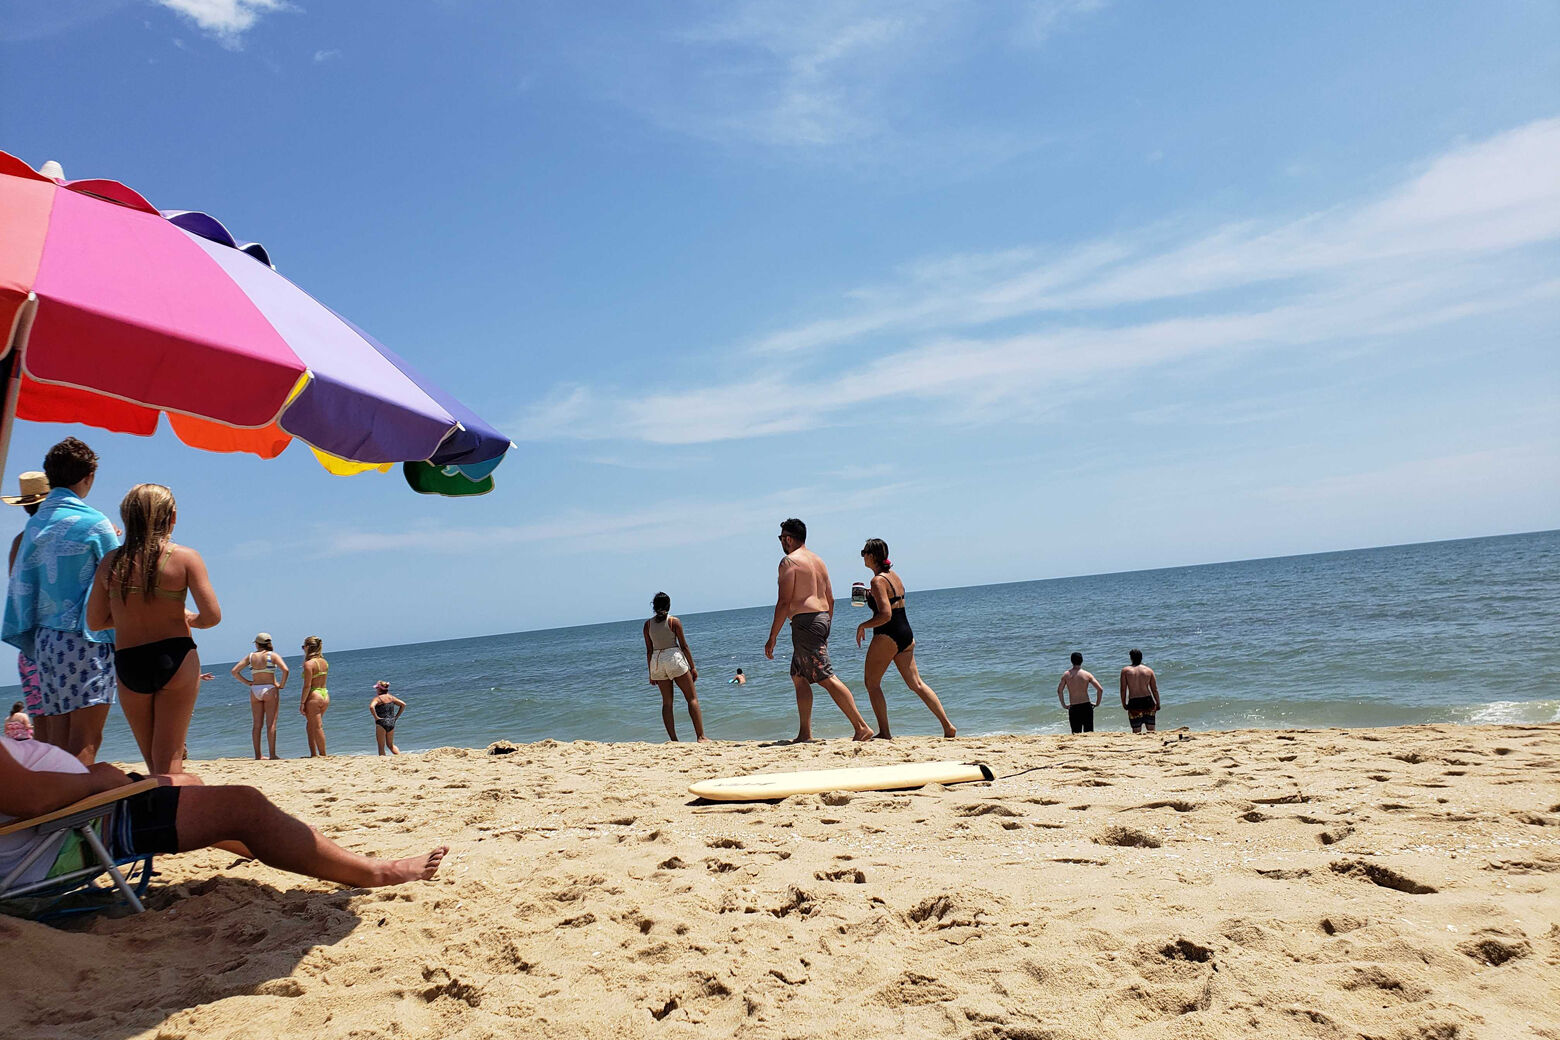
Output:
[0, 152, 512, 496]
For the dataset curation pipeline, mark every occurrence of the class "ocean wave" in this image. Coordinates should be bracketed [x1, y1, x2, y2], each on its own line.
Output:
[1440, 699, 1560, 725]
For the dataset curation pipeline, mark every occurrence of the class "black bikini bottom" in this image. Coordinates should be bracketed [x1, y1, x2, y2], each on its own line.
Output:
[115, 637, 198, 694]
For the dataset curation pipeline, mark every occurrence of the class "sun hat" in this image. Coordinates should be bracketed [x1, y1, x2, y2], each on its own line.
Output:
[1, 472, 49, 506]
[375, 680, 390, 691]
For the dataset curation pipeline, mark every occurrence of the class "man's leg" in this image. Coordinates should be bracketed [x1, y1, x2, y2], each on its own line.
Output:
[818, 676, 874, 741]
[790, 675, 814, 743]
[173, 785, 446, 887]
[63, 704, 112, 764]
[1141, 711, 1156, 733]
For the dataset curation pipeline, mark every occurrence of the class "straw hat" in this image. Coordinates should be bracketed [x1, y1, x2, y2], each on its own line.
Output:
[1, 472, 49, 506]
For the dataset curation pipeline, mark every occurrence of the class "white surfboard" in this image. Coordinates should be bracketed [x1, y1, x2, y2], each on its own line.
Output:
[689, 760, 994, 802]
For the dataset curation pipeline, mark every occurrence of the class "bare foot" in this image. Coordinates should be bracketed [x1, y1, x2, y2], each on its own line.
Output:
[852, 728, 875, 742]
[874, 731, 893, 741]
[787, 732, 814, 745]
[379, 846, 448, 885]
[942, 727, 957, 738]
[696, 736, 711, 742]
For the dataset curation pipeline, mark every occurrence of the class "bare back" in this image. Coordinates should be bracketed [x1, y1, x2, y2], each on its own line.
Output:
[93, 544, 195, 646]
[779, 548, 833, 616]
[1121, 665, 1158, 699]
[1059, 667, 1101, 705]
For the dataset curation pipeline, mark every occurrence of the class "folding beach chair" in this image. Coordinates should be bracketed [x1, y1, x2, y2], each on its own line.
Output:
[0, 779, 159, 919]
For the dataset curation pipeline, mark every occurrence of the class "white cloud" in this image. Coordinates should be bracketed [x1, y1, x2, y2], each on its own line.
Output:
[596, 1, 1102, 158]
[315, 482, 912, 558]
[152, 0, 284, 47]
[313, 48, 340, 63]
[514, 118, 1560, 446]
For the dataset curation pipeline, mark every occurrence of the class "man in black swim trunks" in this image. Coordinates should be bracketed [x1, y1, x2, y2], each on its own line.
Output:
[764, 519, 873, 743]
[0, 736, 447, 889]
[1057, 652, 1103, 733]
[1120, 649, 1161, 733]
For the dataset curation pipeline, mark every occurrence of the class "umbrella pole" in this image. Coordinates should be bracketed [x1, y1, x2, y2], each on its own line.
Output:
[0, 297, 36, 485]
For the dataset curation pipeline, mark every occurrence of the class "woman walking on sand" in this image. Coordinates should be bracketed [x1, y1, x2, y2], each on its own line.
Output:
[85, 484, 222, 774]
[233, 633, 289, 760]
[369, 680, 406, 755]
[643, 592, 708, 742]
[854, 539, 956, 739]
[299, 635, 331, 757]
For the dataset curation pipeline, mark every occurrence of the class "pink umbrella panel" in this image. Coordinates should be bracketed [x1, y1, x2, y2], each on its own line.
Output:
[0, 151, 511, 494]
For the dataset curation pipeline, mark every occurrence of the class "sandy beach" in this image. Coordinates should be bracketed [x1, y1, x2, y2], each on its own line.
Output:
[6, 724, 1558, 1039]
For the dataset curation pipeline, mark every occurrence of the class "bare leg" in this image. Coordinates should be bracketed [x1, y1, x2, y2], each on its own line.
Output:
[147, 653, 201, 775]
[264, 692, 279, 759]
[250, 692, 265, 759]
[64, 704, 113, 765]
[305, 698, 328, 756]
[790, 675, 814, 743]
[672, 671, 707, 741]
[387, 732, 399, 755]
[655, 679, 677, 740]
[819, 675, 874, 741]
[863, 636, 897, 739]
[892, 648, 956, 737]
[172, 785, 446, 887]
[32, 714, 63, 748]
[118, 688, 156, 768]
[375, 725, 387, 755]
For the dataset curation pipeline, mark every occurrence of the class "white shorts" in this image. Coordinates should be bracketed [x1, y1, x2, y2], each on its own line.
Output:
[649, 648, 690, 681]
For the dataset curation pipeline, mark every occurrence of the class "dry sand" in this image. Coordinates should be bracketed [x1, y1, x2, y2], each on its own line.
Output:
[6, 724, 1559, 1040]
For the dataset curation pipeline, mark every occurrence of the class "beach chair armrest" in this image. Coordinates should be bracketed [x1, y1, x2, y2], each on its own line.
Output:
[0, 779, 159, 837]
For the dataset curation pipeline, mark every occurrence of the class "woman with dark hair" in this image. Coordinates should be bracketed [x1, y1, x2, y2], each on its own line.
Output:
[85, 483, 222, 774]
[643, 592, 708, 742]
[854, 538, 956, 739]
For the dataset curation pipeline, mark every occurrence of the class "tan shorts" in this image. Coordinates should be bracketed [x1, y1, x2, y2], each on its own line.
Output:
[649, 648, 690, 681]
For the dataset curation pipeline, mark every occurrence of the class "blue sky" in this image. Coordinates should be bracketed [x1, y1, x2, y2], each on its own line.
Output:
[0, 0, 1556, 664]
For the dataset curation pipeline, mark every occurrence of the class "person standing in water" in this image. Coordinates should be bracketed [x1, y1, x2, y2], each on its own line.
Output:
[854, 538, 956, 739]
[369, 680, 405, 755]
[765, 518, 873, 743]
[643, 593, 708, 742]
[1120, 648, 1161, 733]
[86, 484, 222, 775]
[729, 668, 746, 686]
[233, 633, 290, 760]
[299, 636, 330, 756]
[1057, 652, 1104, 733]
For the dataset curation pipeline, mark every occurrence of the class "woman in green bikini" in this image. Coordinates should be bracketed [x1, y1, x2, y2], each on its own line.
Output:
[300, 635, 330, 757]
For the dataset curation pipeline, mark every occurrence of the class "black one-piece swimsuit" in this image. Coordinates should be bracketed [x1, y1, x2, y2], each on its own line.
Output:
[869, 585, 914, 654]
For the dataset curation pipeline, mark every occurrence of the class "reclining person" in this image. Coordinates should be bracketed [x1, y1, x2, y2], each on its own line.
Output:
[0, 736, 446, 892]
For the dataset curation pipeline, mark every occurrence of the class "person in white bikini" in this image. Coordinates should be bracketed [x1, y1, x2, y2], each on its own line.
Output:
[643, 593, 708, 742]
[232, 633, 290, 760]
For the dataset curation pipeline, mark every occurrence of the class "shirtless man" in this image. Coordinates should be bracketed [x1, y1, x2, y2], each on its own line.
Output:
[1056, 652, 1104, 733]
[764, 518, 873, 743]
[1120, 648, 1161, 733]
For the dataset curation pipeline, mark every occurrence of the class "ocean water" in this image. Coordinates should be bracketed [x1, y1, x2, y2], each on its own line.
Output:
[19, 530, 1560, 763]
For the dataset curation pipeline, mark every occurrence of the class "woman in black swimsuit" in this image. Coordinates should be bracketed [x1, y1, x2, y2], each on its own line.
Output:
[368, 681, 406, 756]
[853, 539, 956, 739]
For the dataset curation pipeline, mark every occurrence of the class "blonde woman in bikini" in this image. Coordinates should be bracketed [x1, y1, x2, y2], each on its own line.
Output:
[299, 635, 330, 757]
[84, 484, 222, 775]
[233, 632, 289, 760]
